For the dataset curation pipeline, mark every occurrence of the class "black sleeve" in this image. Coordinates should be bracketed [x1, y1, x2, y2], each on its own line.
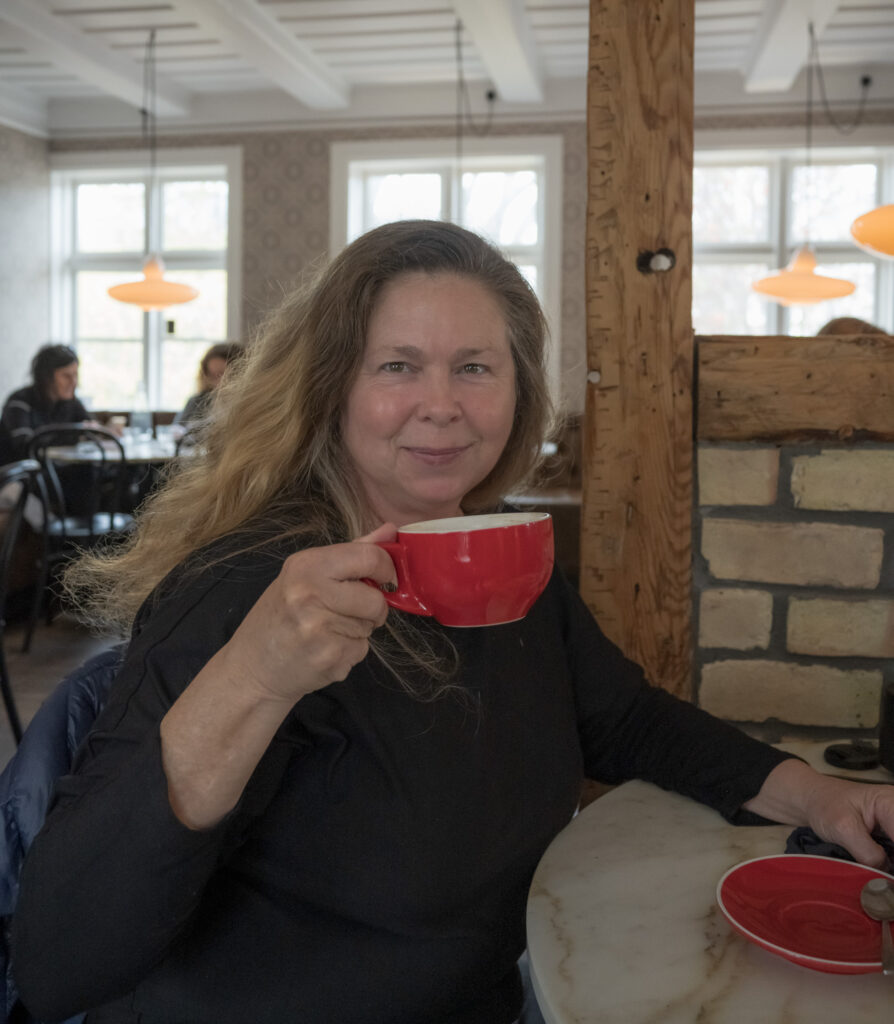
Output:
[11, 553, 290, 1019]
[558, 575, 793, 822]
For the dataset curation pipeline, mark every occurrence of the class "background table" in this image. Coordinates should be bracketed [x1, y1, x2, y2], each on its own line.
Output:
[527, 750, 894, 1024]
[47, 436, 177, 464]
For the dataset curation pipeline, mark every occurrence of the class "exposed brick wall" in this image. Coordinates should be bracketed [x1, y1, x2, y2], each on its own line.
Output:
[695, 443, 894, 728]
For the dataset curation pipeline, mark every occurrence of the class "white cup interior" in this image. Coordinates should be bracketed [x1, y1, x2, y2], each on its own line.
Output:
[399, 512, 550, 535]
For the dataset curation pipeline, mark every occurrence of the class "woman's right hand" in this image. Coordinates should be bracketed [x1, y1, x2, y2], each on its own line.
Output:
[220, 522, 398, 704]
[160, 524, 397, 829]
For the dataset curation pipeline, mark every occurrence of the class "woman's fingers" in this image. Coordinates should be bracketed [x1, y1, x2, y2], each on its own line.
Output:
[227, 532, 400, 702]
[804, 774, 894, 869]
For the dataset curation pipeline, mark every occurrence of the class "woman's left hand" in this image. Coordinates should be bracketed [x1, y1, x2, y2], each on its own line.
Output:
[743, 757, 894, 868]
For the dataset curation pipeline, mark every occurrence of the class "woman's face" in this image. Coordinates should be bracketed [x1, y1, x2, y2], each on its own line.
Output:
[342, 272, 517, 527]
[48, 362, 79, 402]
[203, 356, 229, 390]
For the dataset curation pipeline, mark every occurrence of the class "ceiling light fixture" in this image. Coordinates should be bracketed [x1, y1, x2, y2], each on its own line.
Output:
[752, 23, 855, 306]
[108, 30, 198, 311]
[851, 203, 894, 259]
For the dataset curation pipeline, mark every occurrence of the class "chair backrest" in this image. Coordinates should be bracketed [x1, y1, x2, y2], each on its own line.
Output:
[0, 462, 43, 623]
[0, 645, 123, 1024]
[27, 426, 129, 536]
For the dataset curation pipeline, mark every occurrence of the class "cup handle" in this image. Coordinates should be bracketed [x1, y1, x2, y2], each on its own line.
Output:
[373, 541, 432, 617]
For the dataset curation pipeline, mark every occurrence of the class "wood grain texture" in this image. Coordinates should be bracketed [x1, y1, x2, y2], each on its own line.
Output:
[581, 0, 694, 697]
[698, 335, 894, 441]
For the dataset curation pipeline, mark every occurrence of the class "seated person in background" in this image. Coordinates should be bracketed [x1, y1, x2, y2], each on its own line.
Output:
[11, 221, 894, 1024]
[174, 341, 244, 429]
[0, 344, 90, 465]
[817, 316, 890, 336]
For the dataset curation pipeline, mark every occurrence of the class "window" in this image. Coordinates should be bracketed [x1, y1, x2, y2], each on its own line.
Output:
[50, 148, 242, 410]
[693, 147, 893, 335]
[330, 137, 563, 398]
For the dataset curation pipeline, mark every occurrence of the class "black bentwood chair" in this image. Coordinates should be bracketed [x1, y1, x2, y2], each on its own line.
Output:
[0, 460, 44, 743]
[24, 426, 135, 652]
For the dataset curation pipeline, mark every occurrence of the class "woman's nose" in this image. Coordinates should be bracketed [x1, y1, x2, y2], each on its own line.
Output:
[416, 373, 461, 423]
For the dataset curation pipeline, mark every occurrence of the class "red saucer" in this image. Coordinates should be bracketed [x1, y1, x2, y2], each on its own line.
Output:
[716, 854, 894, 974]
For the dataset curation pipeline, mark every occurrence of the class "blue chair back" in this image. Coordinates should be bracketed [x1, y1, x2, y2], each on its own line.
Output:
[0, 645, 123, 1024]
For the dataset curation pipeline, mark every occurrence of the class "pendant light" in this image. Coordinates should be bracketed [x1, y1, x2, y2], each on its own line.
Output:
[850, 204, 894, 260]
[108, 31, 199, 311]
[752, 245, 855, 305]
[752, 23, 855, 306]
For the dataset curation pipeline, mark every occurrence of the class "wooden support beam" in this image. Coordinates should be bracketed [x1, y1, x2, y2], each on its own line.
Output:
[697, 335, 894, 442]
[581, 0, 694, 698]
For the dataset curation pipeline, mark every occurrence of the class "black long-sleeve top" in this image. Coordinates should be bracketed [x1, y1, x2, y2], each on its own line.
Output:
[0, 385, 88, 464]
[11, 536, 791, 1024]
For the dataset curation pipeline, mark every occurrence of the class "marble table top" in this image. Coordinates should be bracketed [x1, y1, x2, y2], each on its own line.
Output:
[526, 746, 894, 1023]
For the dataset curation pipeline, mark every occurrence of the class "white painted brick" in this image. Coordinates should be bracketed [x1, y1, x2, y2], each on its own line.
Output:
[700, 660, 881, 727]
[791, 450, 894, 512]
[698, 447, 779, 506]
[699, 588, 773, 650]
[701, 518, 883, 589]
[788, 597, 894, 657]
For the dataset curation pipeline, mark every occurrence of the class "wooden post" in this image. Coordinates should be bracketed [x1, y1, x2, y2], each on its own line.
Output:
[581, 0, 695, 697]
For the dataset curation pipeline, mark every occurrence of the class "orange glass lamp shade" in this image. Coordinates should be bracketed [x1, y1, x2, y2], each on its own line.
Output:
[107, 256, 199, 311]
[751, 246, 856, 306]
[850, 204, 894, 259]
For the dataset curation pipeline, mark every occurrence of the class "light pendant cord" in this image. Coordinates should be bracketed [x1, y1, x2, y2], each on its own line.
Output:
[808, 22, 871, 136]
[453, 17, 496, 219]
[455, 19, 463, 177]
[805, 24, 814, 246]
[141, 30, 158, 257]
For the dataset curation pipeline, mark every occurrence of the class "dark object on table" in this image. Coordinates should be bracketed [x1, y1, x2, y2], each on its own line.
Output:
[786, 825, 894, 872]
[824, 739, 879, 771]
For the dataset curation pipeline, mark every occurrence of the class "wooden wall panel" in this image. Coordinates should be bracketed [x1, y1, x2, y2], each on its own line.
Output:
[581, 0, 694, 697]
[698, 335, 894, 441]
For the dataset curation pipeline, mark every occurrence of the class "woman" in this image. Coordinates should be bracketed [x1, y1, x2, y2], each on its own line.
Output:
[174, 341, 244, 429]
[12, 222, 894, 1023]
[0, 344, 89, 464]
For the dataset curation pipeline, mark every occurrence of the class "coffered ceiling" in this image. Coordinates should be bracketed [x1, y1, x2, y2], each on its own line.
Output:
[1, 0, 893, 138]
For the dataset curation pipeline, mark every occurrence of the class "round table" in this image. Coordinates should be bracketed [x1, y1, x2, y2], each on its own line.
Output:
[526, 749, 894, 1023]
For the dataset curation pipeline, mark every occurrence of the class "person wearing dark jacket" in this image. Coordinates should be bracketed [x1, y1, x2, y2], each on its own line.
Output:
[10, 222, 894, 1024]
[0, 345, 89, 466]
[174, 342, 243, 430]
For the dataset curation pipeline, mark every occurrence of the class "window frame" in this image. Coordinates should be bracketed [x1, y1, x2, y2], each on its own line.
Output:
[329, 136, 564, 400]
[49, 146, 243, 409]
[693, 143, 894, 335]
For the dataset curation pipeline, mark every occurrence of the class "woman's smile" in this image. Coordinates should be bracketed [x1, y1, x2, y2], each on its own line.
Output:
[404, 444, 472, 463]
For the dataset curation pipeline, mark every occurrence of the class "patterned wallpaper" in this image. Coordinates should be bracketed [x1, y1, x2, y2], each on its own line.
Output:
[53, 121, 589, 413]
[0, 124, 49, 393]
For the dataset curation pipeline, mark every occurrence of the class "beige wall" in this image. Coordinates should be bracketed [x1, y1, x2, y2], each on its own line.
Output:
[53, 121, 589, 413]
[0, 124, 49, 393]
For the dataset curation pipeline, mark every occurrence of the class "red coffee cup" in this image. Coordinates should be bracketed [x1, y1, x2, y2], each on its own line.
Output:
[376, 512, 553, 627]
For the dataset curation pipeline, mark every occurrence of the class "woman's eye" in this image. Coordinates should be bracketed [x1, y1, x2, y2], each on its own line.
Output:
[461, 363, 487, 375]
[381, 361, 409, 373]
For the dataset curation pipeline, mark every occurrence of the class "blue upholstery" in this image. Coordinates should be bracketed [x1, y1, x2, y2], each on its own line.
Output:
[0, 646, 123, 1024]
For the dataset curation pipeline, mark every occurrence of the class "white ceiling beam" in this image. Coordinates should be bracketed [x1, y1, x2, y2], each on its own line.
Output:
[744, 0, 841, 93]
[450, 0, 543, 103]
[0, 0, 191, 116]
[0, 81, 48, 137]
[173, 0, 349, 109]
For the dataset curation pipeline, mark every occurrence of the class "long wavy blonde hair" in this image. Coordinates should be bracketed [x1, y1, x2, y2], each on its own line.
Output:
[67, 220, 555, 661]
